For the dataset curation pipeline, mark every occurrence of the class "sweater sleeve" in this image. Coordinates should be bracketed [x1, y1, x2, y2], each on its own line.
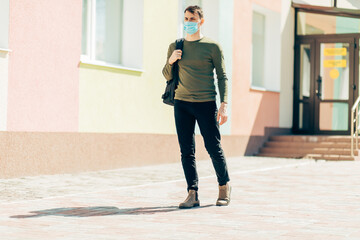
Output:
[212, 43, 228, 103]
[162, 43, 176, 81]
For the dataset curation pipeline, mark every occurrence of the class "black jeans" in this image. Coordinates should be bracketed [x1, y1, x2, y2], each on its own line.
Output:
[174, 99, 230, 191]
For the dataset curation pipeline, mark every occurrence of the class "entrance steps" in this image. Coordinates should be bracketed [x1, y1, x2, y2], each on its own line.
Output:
[256, 135, 359, 161]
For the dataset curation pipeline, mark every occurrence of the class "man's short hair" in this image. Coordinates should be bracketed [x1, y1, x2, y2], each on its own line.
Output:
[184, 5, 203, 19]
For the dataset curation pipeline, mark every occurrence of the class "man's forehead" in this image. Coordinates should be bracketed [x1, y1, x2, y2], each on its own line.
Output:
[184, 11, 199, 18]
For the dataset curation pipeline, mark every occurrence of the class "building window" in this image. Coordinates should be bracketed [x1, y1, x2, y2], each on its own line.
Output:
[252, 12, 265, 89]
[251, 5, 281, 92]
[0, 0, 9, 50]
[337, 0, 360, 9]
[297, 12, 360, 36]
[81, 0, 143, 70]
[81, 0, 89, 55]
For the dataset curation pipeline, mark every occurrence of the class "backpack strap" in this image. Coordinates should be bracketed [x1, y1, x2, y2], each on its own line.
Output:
[175, 38, 185, 50]
[173, 38, 184, 87]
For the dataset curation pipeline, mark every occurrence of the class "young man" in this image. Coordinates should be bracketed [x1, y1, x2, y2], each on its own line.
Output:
[162, 5, 231, 208]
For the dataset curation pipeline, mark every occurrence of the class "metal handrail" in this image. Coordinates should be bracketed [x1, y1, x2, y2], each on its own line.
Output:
[351, 96, 360, 157]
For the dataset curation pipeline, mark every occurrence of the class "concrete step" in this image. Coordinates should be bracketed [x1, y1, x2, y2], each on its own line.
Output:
[257, 135, 358, 161]
[259, 147, 358, 156]
[270, 135, 354, 143]
[256, 153, 355, 161]
[256, 153, 306, 159]
[305, 153, 355, 161]
[264, 141, 359, 149]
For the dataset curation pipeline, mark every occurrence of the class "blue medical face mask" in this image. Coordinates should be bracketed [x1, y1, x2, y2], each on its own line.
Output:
[184, 21, 199, 35]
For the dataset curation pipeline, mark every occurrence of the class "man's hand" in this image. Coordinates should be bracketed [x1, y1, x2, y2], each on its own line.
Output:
[217, 102, 228, 125]
[169, 50, 182, 65]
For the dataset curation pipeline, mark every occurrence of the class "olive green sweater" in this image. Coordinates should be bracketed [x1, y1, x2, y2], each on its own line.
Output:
[162, 37, 228, 103]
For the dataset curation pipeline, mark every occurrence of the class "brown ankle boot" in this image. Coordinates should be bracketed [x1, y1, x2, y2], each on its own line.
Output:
[216, 182, 231, 206]
[179, 190, 200, 209]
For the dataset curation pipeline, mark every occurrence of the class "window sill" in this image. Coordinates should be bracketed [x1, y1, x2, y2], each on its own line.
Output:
[0, 48, 12, 53]
[80, 59, 144, 73]
[250, 86, 280, 93]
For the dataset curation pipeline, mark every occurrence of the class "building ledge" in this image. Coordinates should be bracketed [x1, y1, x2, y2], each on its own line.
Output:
[250, 86, 280, 93]
[0, 48, 12, 53]
[292, 3, 360, 18]
[80, 59, 144, 74]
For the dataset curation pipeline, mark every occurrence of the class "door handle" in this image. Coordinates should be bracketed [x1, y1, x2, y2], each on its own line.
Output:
[316, 76, 322, 98]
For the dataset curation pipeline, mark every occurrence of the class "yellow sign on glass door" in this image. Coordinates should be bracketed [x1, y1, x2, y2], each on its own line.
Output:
[324, 48, 347, 56]
[330, 69, 340, 79]
[324, 59, 347, 68]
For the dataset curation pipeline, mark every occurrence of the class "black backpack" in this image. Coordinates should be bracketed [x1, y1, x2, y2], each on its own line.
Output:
[162, 38, 185, 106]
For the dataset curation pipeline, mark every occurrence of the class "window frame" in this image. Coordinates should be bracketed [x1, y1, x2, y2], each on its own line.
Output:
[250, 4, 281, 93]
[251, 11, 266, 90]
[0, 0, 10, 53]
[80, 0, 144, 72]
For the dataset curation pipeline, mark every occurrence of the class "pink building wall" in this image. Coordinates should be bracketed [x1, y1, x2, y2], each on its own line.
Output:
[231, 0, 281, 136]
[7, 0, 81, 132]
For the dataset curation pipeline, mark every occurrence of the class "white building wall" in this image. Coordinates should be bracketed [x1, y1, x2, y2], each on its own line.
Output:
[218, 0, 234, 135]
[202, 0, 233, 135]
[279, 0, 295, 128]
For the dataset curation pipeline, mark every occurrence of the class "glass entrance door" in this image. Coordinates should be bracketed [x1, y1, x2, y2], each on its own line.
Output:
[294, 36, 357, 135]
[296, 41, 314, 132]
[314, 38, 355, 134]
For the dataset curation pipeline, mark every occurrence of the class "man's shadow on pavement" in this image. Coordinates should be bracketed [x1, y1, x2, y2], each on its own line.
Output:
[10, 205, 214, 218]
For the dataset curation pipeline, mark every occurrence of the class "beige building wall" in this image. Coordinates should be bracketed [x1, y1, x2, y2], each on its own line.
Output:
[79, 0, 179, 134]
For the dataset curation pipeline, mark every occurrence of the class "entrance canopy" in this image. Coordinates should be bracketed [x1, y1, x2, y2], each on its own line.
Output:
[292, 0, 360, 19]
[292, 0, 360, 9]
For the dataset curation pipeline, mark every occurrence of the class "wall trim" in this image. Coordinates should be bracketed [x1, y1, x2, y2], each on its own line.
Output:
[0, 130, 292, 178]
[0, 132, 251, 178]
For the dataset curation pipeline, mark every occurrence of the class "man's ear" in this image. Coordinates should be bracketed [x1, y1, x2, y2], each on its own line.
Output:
[200, 18, 205, 26]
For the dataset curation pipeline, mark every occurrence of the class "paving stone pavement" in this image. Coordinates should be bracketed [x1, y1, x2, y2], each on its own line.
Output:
[0, 156, 360, 240]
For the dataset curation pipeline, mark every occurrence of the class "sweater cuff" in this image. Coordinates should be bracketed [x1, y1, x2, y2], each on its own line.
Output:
[221, 95, 228, 103]
[166, 63, 173, 69]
